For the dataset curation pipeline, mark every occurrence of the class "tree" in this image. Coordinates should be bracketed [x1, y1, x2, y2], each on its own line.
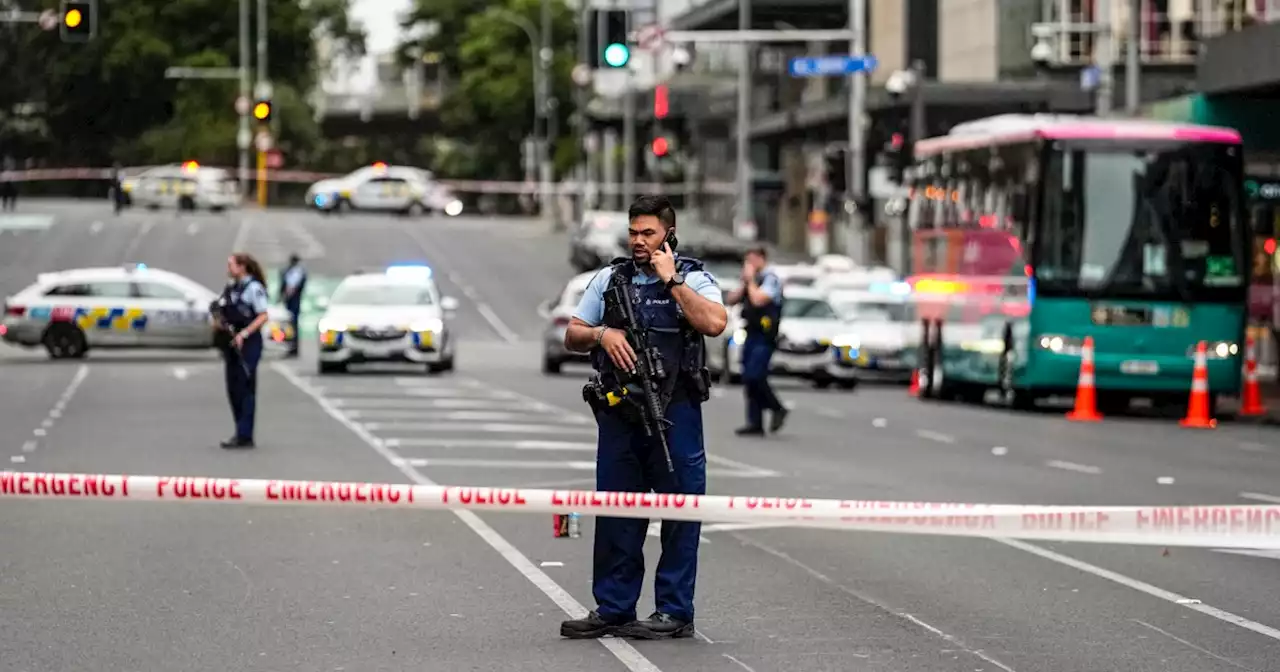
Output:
[398, 0, 577, 180]
[11, 0, 365, 165]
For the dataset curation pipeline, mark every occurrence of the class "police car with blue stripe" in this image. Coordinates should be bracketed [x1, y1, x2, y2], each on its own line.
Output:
[1, 264, 292, 359]
[315, 265, 460, 374]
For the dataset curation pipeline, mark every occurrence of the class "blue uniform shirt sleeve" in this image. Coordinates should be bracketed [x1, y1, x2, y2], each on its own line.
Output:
[571, 267, 613, 326]
[757, 270, 782, 302]
[685, 270, 724, 305]
[284, 267, 305, 289]
[244, 280, 270, 314]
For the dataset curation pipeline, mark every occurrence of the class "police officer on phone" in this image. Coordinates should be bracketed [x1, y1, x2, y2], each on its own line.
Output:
[726, 246, 788, 435]
[278, 253, 307, 357]
[212, 252, 270, 449]
[560, 195, 728, 640]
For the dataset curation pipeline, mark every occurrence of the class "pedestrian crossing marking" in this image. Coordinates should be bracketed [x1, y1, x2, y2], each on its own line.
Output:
[0, 214, 54, 230]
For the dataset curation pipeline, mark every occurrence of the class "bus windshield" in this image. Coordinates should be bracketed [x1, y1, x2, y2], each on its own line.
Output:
[1036, 142, 1246, 302]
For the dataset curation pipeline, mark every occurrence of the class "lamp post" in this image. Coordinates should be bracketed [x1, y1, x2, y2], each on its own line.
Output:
[491, 8, 553, 226]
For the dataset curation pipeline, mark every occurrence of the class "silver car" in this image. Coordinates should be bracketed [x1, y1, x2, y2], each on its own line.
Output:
[540, 270, 598, 374]
[719, 287, 856, 389]
[1, 264, 291, 359]
[826, 287, 918, 384]
[569, 211, 629, 272]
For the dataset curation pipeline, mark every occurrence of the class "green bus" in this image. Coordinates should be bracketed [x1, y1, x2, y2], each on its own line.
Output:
[905, 114, 1250, 412]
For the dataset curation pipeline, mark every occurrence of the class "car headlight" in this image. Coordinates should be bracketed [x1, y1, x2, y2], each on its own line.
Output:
[831, 334, 860, 349]
[410, 319, 443, 333]
[1191, 341, 1238, 359]
[444, 200, 464, 216]
[1037, 334, 1085, 355]
[961, 339, 1005, 354]
[318, 319, 347, 333]
[730, 328, 747, 345]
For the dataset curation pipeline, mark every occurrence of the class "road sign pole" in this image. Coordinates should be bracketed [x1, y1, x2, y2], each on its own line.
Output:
[734, 0, 753, 240]
[847, 0, 868, 260]
[622, 11, 636, 206]
[238, 0, 251, 199]
[1095, 0, 1114, 115]
[256, 150, 268, 208]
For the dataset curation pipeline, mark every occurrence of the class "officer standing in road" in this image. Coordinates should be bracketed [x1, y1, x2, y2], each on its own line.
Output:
[0, 155, 17, 211]
[212, 252, 271, 449]
[726, 246, 789, 435]
[560, 195, 728, 641]
[110, 162, 126, 215]
[278, 253, 307, 358]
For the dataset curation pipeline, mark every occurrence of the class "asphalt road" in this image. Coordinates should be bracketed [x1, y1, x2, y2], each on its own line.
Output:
[3, 201, 1280, 672]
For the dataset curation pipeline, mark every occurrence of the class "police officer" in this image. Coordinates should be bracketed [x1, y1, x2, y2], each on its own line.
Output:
[278, 253, 307, 357]
[109, 162, 126, 215]
[0, 155, 16, 211]
[213, 252, 270, 449]
[727, 246, 788, 435]
[560, 195, 728, 640]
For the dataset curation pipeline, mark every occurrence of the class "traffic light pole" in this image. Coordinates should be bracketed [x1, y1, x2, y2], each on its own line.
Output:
[621, 10, 636, 207]
[847, 0, 867, 260]
[734, 0, 752, 240]
[256, 0, 270, 208]
[237, 0, 251, 200]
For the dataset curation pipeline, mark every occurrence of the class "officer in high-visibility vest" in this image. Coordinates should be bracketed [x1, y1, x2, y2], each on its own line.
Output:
[726, 246, 788, 435]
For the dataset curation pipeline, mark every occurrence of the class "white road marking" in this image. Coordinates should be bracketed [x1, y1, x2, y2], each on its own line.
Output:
[915, 429, 955, 444]
[1212, 548, 1280, 561]
[345, 409, 590, 423]
[119, 218, 156, 262]
[21, 441, 37, 453]
[539, 561, 564, 568]
[10, 455, 25, 464]
[272, 362, 667, 672]
[391, 457, 761, 477]
[32, 429, 46, 437]
[647, 520, 709, 543]
[1239, 492, 1280, 504]
[362, 421, 596, 435]
[19, 364, 88, 457]
[186, 222, 199, 235]
[330, 397, 538, 411]
[1157, 476, 1175, 485]
[231, 216, 252, 253]
[1130, 619, 1260, 672]
[1045, 460, 1102, 474]
[701, 522, 791, 533]
[871, 417, 887, 428]
[315, 386, 507, 399]
[738, 533, 1018, 672]
[722, 654, 761, 672]
[89, 221, 103, 234]
[476, 302, 520, 343]
[383, 438, 595, 451]
[813, 407, 844, 419]
[996, 538, 1280, 643]
[1238, 441, 1269, 453]
[172, 367, 188, 380]
[991, 446, 1008, 456]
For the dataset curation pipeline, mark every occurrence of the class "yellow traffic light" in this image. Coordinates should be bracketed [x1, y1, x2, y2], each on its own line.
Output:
[252, 102, 271, 121]
[64, 8, 82, 28]
[182, 160, 199, 174]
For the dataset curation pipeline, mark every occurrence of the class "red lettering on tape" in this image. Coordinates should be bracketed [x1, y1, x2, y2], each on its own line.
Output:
[453, 487, 528, 507]
[0, 473, 129, 499]
[157, 477, 243, 500]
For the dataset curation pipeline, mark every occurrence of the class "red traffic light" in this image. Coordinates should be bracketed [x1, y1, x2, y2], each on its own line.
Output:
[652, 137, 669, 157]
[1266, 238, 1277, 255]
[890, 133, 905, 150]
[654, 84, 669, 119]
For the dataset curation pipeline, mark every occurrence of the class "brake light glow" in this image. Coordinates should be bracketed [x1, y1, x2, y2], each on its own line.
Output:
[4, 305, 24, 317]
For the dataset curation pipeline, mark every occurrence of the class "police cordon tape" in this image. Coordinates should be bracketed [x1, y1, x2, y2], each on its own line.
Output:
[4, 470, 1280, 549]
[0, 167, 738, 195]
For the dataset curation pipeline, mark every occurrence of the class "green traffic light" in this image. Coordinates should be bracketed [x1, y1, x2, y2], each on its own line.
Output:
[603, 43, 630, 68]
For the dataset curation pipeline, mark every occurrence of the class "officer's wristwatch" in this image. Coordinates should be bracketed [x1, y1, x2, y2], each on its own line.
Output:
[665, 273, 685, 290]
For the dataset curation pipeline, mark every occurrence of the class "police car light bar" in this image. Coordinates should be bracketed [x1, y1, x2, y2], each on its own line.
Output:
[385, 265, 432, 280]
[869, 281, 911, 295]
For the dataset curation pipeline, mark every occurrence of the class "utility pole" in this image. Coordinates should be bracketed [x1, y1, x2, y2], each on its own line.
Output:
[237, 0, 250, 198]
[734, 0, 753, 240]
[540, 0, 556, 228]
[1125, 0, 1140, 114]
[846, 0, 867, 258]
[255, 0, 270, 208]
[621, 11, 636, 206]
[1094, 0, 1114, 115]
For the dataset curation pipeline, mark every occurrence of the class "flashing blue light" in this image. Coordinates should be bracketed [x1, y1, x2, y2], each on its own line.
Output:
[314, 193, 330, 208]
[385, 264, 433, 281]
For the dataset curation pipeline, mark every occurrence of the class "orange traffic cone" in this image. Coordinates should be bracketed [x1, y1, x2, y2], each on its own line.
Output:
[908, 369, 920, 397]
[1180, 341, 1217, 429]
[1240, 335, 1266, 417]
[1066, 336, 1103, 422]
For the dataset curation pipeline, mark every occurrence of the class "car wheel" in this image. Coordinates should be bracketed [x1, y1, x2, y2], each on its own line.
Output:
[837, 379, 858, 390]
[43, 324, 88, 359]
[542, 356, 562, 374]
[318, 361, 347, 375]
[812, 377, 833, 389]
[428, 359, 453, 374]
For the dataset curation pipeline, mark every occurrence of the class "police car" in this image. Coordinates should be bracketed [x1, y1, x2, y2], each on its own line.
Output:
[315, 265, 459, 374]
[126, 162, 240, 212]
[539, 270, 597, 374]
[719, 287, 856, 389]
[1, 264, 292, 359]
[826, 283, 917, 384]
[306, 164, 462, 216]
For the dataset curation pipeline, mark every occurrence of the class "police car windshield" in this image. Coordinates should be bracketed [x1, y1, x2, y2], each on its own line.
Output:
[835, 301, 911, 323]
[330, 284, 435, 306]
[781, 298, 837, 319]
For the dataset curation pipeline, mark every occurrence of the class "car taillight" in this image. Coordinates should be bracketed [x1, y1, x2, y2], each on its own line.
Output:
[4, 304, 23, 317]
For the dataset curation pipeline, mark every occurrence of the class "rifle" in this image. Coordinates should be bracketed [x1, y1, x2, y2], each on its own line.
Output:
[605, 282, 675, 474]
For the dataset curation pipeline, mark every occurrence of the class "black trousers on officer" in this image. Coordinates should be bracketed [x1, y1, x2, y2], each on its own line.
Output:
[742, 336, 784, 428]
[284, 297, 302, 354]
[224, 334, 264, 441]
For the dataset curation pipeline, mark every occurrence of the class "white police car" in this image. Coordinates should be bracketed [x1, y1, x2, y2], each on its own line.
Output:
[1, 264, 291, 359]
[315, 265, 460, 374]
[306, 164, 462, 216]
[826, 283, 917, 384]
[127, 162, 240, 212]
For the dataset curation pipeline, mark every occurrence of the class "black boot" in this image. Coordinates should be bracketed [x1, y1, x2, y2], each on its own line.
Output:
[617, 612, 695, 640]
[734, 425, 765, 436]
[560, 610, 622, 639]
[769, 407, 789, 433]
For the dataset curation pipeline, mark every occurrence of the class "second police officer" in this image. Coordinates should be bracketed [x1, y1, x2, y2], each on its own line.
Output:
[727, 246, 789, 435]
[560, 195, 728, 640]
[212, 252, 271, 449]
[278, 253, 308, 358]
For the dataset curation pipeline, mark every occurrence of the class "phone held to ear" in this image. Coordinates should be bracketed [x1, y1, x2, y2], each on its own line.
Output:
[664, 230, 678, 251]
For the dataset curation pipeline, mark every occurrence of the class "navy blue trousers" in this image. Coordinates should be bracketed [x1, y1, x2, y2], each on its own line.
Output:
[593, 399, 708, 624]
[741, 337, 784, 428]
[284, 298, 302, 353]
[224, 334, 263, 440]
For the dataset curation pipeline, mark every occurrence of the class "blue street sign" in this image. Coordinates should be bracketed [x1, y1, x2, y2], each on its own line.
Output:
[789, 54, 878, 78]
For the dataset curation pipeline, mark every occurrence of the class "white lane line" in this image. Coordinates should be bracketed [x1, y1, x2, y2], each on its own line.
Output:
[172, 367, 189, 380]
[384, 439, 595, 451]
[991, 446, 1009, 456]
[871, 417, 887, 428]
[1239, 492, 1280, 504]
[89, 221, 103, 235]
[1156, 476, 1176, 485]
[391, 457, 762, 477]
[119, 218, 156, 262]
[186, 222, 199, 236]
[1045, 460, 1102, 475]
[315, 387, 510, 399]
[1238, 442, 1269, 453]
[996, 538, 1280, 643]
[403, 227, 519, 343]
[10, 456, 25, 464]
[813, 407, 844, 419]
[231, 216, 252, 252]
[345, 409, 590, 423]
[330, 397, 541, 411]
[736, 533, 1018, 672]
[1131, 619, 1261, 672]
[362, 421, 596, 435]
[20, 364, 90, 457]
[915, 429, 955, 444]
[1212, 548, 1280, 561]
[21, 441, 37, 453]
[271, 362, 666, 672]
[476, 302, 520, 344]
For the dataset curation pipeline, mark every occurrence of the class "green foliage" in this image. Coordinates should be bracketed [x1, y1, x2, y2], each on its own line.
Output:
[400, 0, 578, 180]
[7, 0, 364, 165]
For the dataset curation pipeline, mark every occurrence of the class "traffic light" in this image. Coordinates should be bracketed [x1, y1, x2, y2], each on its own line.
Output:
[652, 136, 669, 157]
[252, 99, 272, 123]
[654, 84, 669, 119]
[591, 9, 630, 68]
[59, 0, 96, 43]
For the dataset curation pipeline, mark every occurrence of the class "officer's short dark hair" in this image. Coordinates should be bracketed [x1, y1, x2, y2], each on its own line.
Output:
[628, 195, 676, 230]
[746, 245, 768, 260]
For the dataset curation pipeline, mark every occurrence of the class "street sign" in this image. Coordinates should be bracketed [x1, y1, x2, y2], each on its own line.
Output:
[38, 9, 58, 31]
[789, 54, 878, 78]
[265, 149, 283, 169]
[1080, 65, 1100, 91]
[234, 96, 250, 116]
[255, 130, 272, 153]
